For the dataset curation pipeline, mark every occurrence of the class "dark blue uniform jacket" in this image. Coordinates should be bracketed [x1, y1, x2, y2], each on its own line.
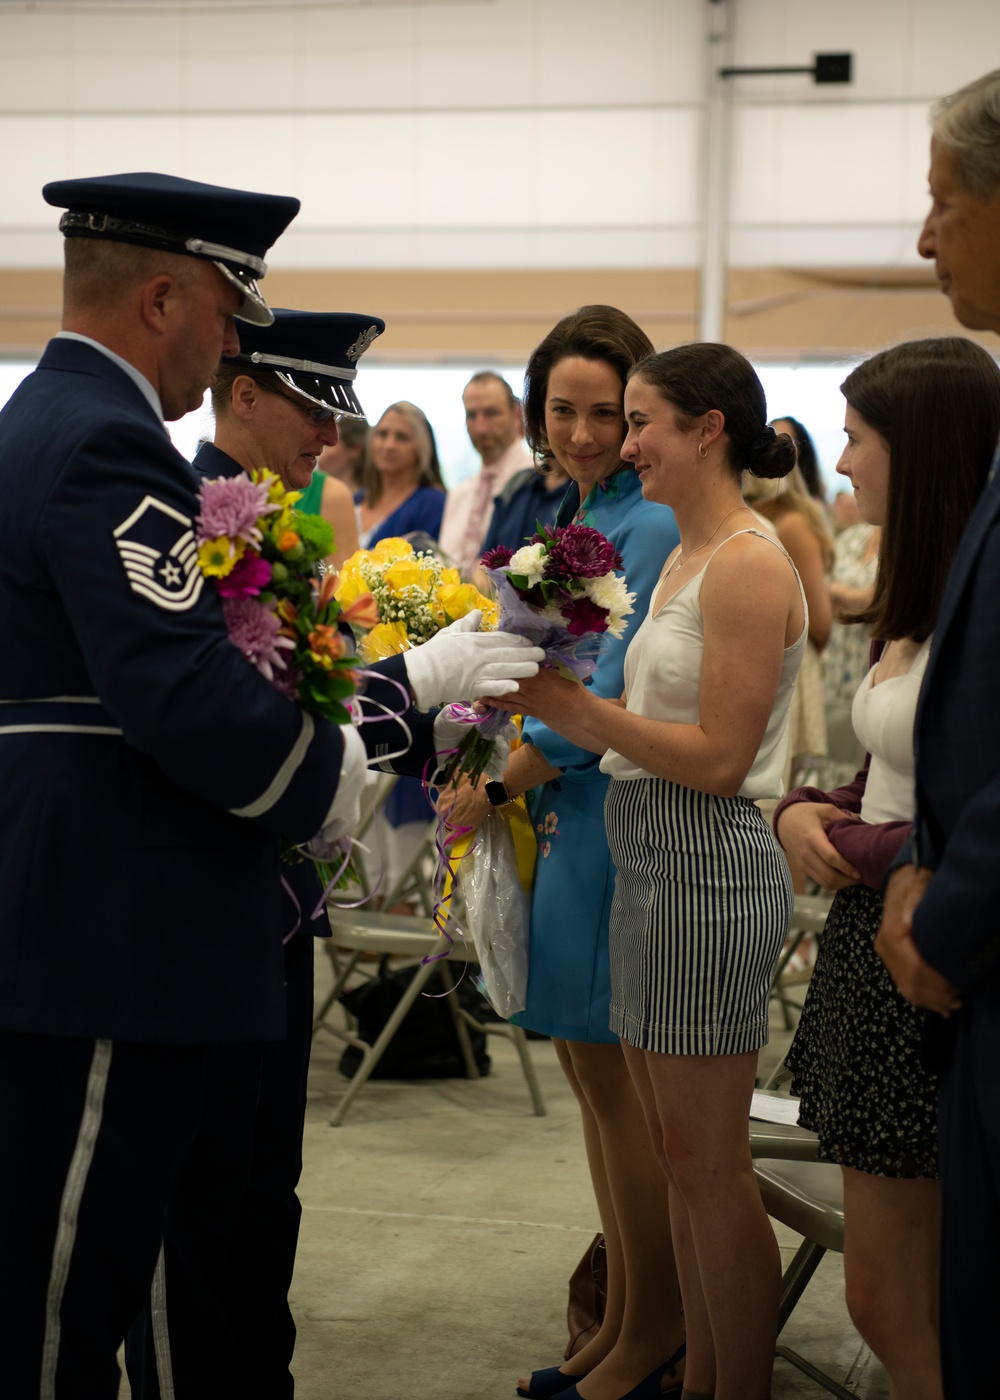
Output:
[0, 339, 350, 1044]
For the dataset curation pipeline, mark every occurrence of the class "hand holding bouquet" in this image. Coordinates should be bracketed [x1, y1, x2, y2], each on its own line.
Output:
[439, 522, 636, 785]
[334, 536, 497, 661]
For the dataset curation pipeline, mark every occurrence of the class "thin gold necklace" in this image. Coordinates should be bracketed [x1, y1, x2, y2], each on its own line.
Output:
[663, 506, 747, 579]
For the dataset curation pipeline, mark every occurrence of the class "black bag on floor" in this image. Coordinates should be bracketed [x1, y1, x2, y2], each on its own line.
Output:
[338, 958, 491, 1080]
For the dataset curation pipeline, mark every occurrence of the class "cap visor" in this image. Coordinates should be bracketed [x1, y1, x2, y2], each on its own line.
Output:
[216, 262, 273, 326]
[275, 369, 367, 421]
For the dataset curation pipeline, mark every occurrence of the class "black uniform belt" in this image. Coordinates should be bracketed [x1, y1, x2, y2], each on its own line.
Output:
[0, 698, 123, 735]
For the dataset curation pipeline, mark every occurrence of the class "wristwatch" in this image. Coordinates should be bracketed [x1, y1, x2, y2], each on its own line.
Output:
[484, 779, 511, 808]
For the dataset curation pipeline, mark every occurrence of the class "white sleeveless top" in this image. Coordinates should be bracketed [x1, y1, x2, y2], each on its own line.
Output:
[851, 636, 930, 825]
[600, 529, 808, 800]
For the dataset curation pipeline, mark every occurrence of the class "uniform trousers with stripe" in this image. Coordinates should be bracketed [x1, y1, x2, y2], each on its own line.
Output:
[126, 921, 315, 1399]
[0, 1031, 223, 1399]
[605, 777, 792, 1056]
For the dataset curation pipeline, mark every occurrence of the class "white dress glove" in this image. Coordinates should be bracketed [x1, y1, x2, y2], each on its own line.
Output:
[432, 710, 513, 780]
[403, 610, 545, 710]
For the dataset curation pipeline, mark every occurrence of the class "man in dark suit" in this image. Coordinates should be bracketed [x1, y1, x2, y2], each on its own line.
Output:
[875, 68, 1000, 1397]
[0, 175, 541, 1397]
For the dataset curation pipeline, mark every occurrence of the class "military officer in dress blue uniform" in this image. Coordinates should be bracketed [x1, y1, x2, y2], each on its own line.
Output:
[127, 308, 461, 1399]
[0, 175, 542, 1398]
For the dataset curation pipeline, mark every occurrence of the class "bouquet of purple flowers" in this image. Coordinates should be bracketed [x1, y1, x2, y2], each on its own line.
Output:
[437, 522, 636, 786]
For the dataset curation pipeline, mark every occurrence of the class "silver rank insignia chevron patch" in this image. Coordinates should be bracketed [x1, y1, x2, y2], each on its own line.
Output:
[113, 495, 205, 611]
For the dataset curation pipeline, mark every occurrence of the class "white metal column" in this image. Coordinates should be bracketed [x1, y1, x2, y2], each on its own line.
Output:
[698, 0, 734, 343]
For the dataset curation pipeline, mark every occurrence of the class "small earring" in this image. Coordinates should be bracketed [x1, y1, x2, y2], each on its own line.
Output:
[698, 442, 708, 459]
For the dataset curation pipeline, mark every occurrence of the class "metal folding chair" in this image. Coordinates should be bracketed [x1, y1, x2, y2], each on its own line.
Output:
[313, 910, 546, 1127]
[750, 1100, 856, 1399]
[769, 892, 832, 1032]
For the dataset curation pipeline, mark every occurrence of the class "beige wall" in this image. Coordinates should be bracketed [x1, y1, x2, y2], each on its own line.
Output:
[2, 1, 999, 362]
[0, 265, 985, 364]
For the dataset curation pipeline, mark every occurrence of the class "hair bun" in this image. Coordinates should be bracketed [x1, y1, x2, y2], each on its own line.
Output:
[749, 426, 797, 480]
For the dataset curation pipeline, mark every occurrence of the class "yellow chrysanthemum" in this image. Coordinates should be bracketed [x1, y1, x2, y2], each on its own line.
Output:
[383, 558, 436, 594]
[334, 567, 374, 607]
[437, 581, 491, 624]
[337, 549, 369, 577]
[358, 621, 410, 662]
[369, 537, 413, 565]
[197, 535, 244, 578]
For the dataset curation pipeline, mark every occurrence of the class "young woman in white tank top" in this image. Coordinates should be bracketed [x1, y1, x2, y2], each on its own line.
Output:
[494, 344, 807, 1400]
[774, 337, 1000, 1400]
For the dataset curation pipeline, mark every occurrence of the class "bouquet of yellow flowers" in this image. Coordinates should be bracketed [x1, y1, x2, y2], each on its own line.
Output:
[334, 537, 497, 660]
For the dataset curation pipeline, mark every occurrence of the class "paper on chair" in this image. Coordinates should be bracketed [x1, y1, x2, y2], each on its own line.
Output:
[750, 1090, 804, 1126]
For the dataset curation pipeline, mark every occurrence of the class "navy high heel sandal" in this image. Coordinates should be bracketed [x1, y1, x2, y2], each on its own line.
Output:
[515, 1363, 585, 1399]
[555, 1342, 687, 1400]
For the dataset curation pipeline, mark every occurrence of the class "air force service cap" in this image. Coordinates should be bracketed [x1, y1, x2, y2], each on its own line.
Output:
[225, 309, 386, 421]
[42, 171, 300, 326]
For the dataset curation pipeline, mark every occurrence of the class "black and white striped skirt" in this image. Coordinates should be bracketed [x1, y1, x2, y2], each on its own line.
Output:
[605, 777, 792, 1055]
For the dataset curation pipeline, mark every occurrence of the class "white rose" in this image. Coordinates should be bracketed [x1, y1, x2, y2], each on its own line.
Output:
[508, 542, 548, 586]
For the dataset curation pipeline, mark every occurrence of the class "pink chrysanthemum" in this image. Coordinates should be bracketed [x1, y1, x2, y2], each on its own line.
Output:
[544, 525, 623, 579]
[197, 475, 278, 547]
[561, 595, 609, 637]
[482, 544, 515, 570]
[216, 551, 273, 599]
[222, 596, 294, 682]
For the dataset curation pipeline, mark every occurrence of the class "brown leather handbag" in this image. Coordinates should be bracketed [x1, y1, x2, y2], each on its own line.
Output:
[565, 1233, 607, 1359]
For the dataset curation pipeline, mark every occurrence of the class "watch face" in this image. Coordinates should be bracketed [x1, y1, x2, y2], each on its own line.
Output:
[485, 780, 508, 807]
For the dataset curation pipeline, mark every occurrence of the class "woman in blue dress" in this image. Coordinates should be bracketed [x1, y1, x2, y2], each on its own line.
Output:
[444, 307, 686, 1400]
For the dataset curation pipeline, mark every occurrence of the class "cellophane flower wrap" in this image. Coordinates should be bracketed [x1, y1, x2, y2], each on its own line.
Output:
[334, 536, 497, 659]
[195, 468, 359, 895]
[440, 522, 636, 785]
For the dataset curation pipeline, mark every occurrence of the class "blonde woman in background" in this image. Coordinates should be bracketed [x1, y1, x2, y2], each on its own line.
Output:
[355, 400, 446, 547]
[744, 462, 834, 896]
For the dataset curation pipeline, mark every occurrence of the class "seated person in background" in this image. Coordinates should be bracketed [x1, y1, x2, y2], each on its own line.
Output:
[823, 517, 881, 778]
[356, 400, 446, 547]
[439, 370, 534, 576]
[479, 455, 571, 559]
[288, 459, 359, 572]
[771, 414, 828, 515]
[318, 415, 368, 491]
[744, 462, 834, 892]
[831, 488, 864, 532]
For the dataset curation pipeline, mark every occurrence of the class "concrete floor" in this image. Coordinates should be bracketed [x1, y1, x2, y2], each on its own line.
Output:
[119, 949, 888, 1399]
[277, 948, 890, 1400]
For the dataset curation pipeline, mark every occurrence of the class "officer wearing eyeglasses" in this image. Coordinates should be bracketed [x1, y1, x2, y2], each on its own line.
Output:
[127, 309, 410, 1398]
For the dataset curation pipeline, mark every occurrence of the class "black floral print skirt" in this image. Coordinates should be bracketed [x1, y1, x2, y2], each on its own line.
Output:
[785, 883, 939, 1178]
